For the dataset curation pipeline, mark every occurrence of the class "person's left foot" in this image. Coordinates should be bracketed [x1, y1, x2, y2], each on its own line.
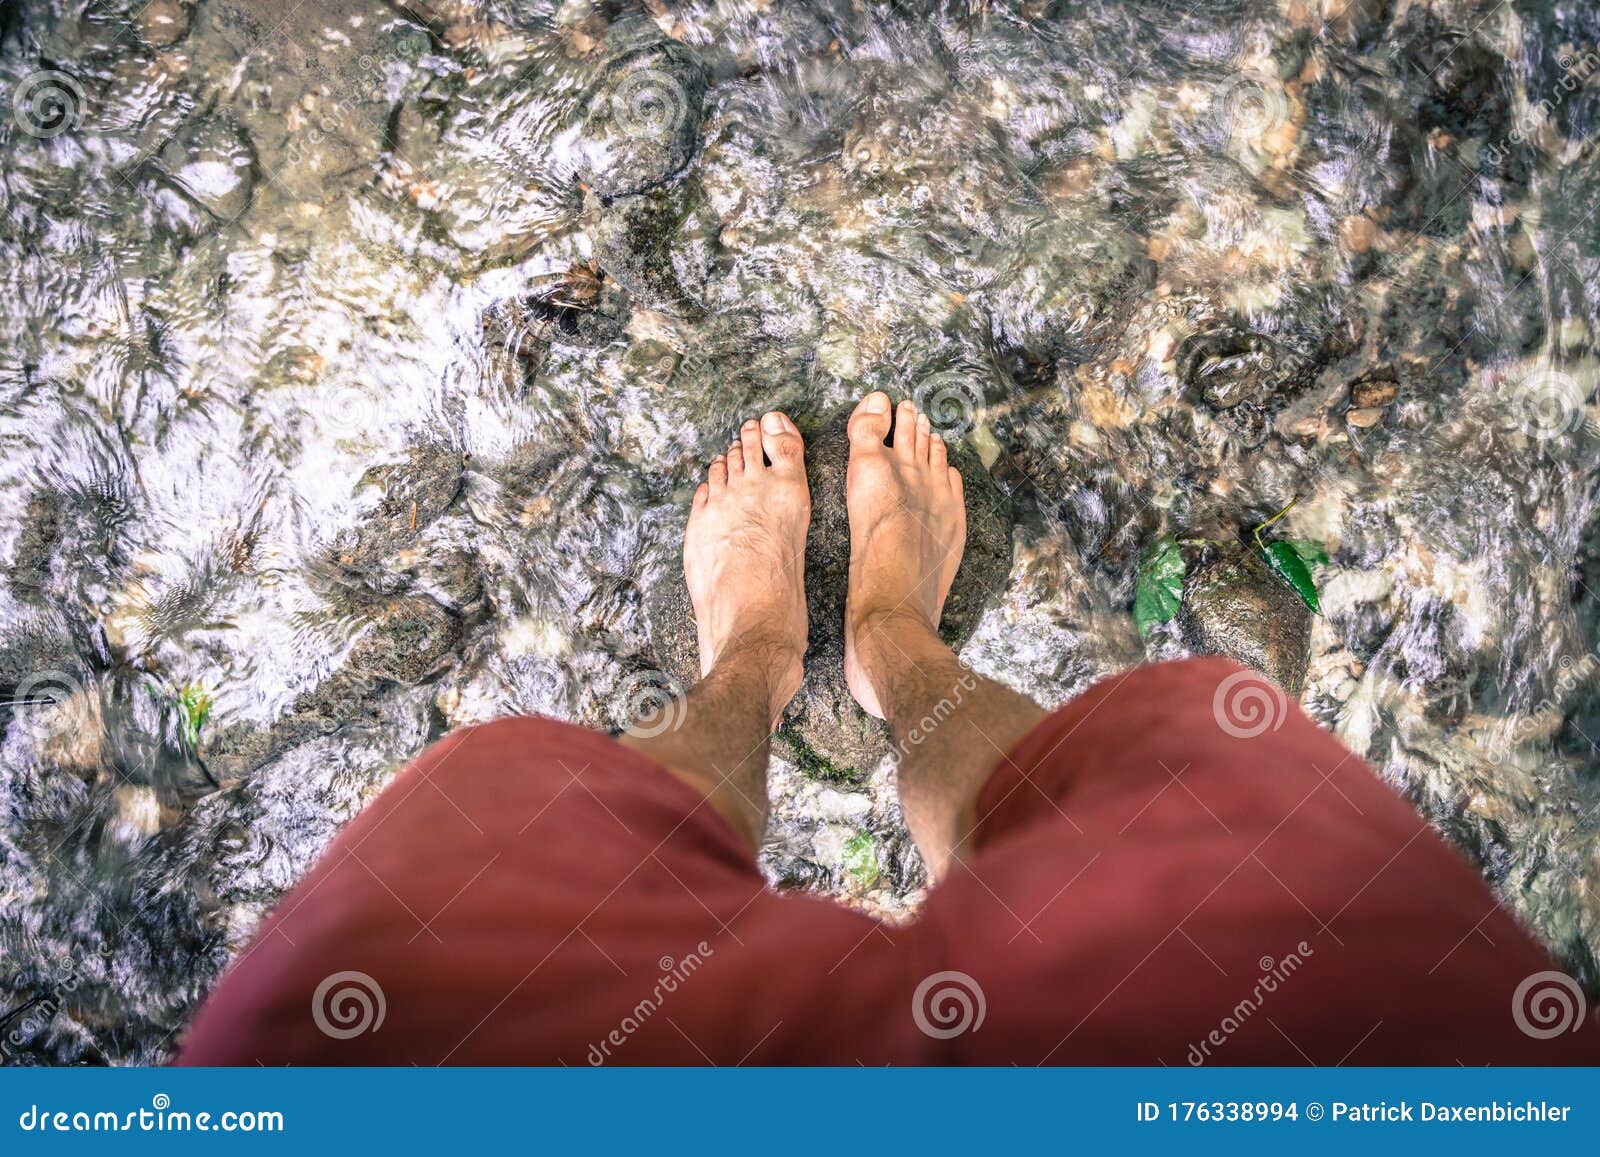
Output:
[842, 393, 966, 719]
[685, 412, 811, 720]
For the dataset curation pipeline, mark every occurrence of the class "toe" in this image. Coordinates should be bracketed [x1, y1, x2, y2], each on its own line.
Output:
[726, 439, 744, 474]
[739, 418, 764, 470]
[948, 465, 963, 496]
[916, 411, 933, 463]
[693, 481, 709, 507]
[929, 431, 948, 471]
[848, 391, 893, 447]
[894, 400, 920, 461]
[761, 411, 805, 473]
[708, 455, 728, 489]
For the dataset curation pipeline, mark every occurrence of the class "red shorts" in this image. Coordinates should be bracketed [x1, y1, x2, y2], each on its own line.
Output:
[178, 659, 1599, 1065]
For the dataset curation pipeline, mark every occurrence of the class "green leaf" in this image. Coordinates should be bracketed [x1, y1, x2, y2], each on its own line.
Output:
[1263, 541, 1321, 614]
[843, 832, 879, 888]
[1283, 538, 1329, 568]
[176, 684, 213, 749]
[1134, 537, 1186, 636]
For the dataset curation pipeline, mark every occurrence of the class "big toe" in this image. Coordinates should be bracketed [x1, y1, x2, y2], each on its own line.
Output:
[760, 411, 805, 472]
[848, 391, 894, 448]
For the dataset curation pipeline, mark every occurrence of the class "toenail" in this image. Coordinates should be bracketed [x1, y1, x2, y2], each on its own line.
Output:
[761, 412, 784, 434]
[743, 419, 759, 431]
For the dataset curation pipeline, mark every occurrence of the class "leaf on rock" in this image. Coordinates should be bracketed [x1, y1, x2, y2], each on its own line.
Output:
[1283, 538, 1329, 568]
[1263, 540, 1320, 613]
[1134, 537, 1186, 636]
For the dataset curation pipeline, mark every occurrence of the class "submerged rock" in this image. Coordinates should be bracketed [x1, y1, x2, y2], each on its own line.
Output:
[482, 265, 632, 358]
[574, 16, 706, 199]
[1396, 11, 1509, 141]
[648, 407, 1014, 779]
[987, 212, 1153, 365]
[346, 596, 460, 686]
[98, 671, 218, 807]
[157, 113, 255, 221]
[1349, 366, 1399, 408]
[592, 183, 714, 318]
[136, 0, 190, 47]
[321, 441, 468, 596]
[1178, 326, 1314, 446]
[190, 0, 419, 204]
[1179, 543, 1311, 694]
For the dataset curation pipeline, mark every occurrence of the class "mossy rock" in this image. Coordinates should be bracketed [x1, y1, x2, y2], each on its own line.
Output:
[648, 406, 1014, 780]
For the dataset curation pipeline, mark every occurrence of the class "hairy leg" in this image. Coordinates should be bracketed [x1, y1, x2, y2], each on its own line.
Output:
[620, 412, 811, 850]
[842, 392, 1044, 877]
[853, 615, 1043, 877]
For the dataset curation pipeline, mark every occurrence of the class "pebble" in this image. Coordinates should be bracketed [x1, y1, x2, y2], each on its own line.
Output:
[1285, 413, 1324, 439]
[137, 0, 190, 46]
[1339, 213, 1378, 253]
[159, 114, 256, 221]
[815, 331, 860, 378]
[1350, 372, 1399, 408]
[1346, 406, 1385, 428]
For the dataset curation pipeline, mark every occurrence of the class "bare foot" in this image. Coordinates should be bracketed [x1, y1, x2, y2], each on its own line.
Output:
[843, 392, 966, 718]
[685, 411, 811, 722]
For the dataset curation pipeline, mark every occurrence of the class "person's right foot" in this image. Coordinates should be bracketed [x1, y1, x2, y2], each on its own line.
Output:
[684, 412, 811, 721]
[842, 392, 966, 718]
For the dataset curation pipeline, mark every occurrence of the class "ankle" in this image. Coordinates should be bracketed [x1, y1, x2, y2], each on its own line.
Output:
[848, 604, 941, 667]
[706, 628, 804, 720]
[847, 604, 965, 726]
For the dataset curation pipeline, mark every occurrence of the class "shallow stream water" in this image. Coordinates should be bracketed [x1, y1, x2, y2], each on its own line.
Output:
[2, 0, 1600, 1063]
